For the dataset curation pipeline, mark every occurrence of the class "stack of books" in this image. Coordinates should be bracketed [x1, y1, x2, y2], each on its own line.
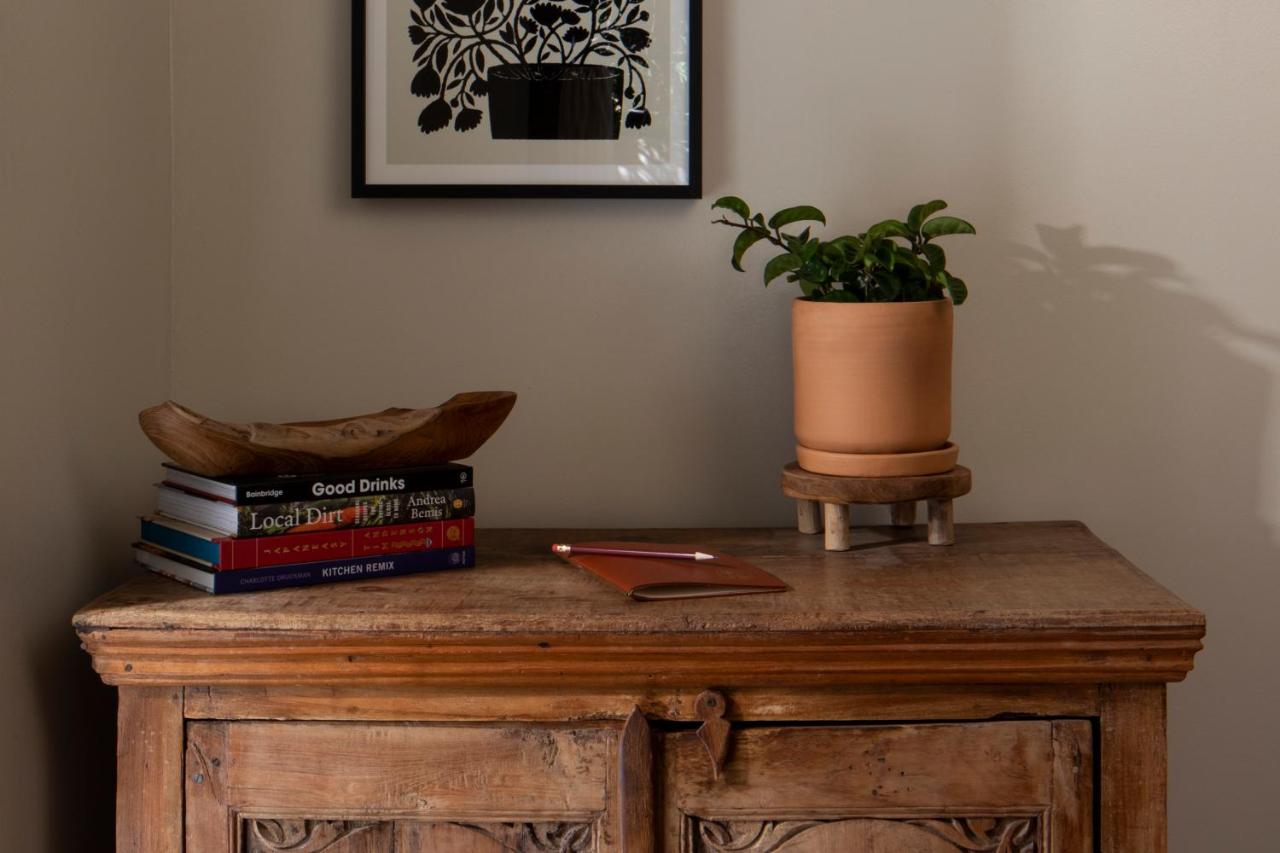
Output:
[134, 463, 476, 594]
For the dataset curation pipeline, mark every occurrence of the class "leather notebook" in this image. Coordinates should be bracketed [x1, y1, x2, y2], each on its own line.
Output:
[560, 541, 789, 601]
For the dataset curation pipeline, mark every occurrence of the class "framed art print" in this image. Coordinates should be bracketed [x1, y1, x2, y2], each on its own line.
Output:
[353, 0, 702, 198]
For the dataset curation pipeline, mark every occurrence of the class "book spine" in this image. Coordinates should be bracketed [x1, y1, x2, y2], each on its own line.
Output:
[211, 547, 475, 594]
[233, 488, 476, 537]
[231, 466, 473, 504]
[223, 517, 474, 570]
[140, 518, 222, 565]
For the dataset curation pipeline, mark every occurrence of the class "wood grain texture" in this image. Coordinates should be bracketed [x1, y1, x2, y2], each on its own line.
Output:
[782, 463, 972, 504]
[185, 720, 232, 852]
[116, 687, 183, 853]
[80, 526, 1198, 851]
[78, 624, 1202, 687]
[238, 818, 594, 852]
[75, 523, 1203, 635]
[619, 707, 654, 853]
[183, 683, 1102, 724]
[186, 721, 614, 851]
[666, 721, 1058, 815]
[243, 820, 387, 853]
[927, 498, 956, 546]
[660, 720, 1090, 852]
[822, 502, 850, 550]
[394, 821, 594, 851]
[1101, 685, 1167, 852]
[75, 525, 1204, 687]
[693, 690, 731, 779]
[138, 391, 516, 476]
[795, 500, 821, 535]
[691, 817, 1038, 852]
[1051, 720, 1094, 852]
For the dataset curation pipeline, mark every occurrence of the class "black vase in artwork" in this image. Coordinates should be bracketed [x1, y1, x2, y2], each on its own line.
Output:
[487, 64, 623, 140]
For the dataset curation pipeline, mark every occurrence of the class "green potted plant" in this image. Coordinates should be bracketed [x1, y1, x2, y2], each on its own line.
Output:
[713, 197, 976, 477]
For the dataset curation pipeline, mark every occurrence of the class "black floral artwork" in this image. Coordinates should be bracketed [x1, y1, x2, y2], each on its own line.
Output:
[408, 0, 654, 140]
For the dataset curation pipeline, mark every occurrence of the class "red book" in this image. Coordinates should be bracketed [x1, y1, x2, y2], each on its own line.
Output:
[140, 516, 474, 571]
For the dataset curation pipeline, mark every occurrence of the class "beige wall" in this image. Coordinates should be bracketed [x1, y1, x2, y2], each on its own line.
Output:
[3, 0, 1277, 848]
[0, 0, 172, 847]
[170, 2, 1280, 848]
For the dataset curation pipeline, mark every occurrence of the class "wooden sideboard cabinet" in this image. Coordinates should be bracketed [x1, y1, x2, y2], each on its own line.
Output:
[74, 522, 1204, 853]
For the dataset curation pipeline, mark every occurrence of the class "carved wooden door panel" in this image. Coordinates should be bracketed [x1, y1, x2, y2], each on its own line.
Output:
[186, 721, 612, 852]
[660, 721, 1092, 853]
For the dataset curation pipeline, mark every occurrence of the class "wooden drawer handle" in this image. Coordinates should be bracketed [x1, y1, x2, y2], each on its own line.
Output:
[695, 690, 731, 779]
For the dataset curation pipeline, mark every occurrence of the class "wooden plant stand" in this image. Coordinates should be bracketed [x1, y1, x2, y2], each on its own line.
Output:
[782, 462, 973, 551]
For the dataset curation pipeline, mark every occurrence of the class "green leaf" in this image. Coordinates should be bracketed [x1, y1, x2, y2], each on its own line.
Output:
[874, 239, 899, 268]
[799, 259, 827, 282]
[921, 215, 977, 240]
[944, 273, 969, 305]
[768, 205, 827, 229]
[712, 196, 750, 219]
[764, 253, 802, 286]
[730, 229, 766, 272]
[867, 219, 912, 241]
[921, 243, 946, 273]
[752, 212, 766, 226]
[907, 199, 948, 232]
[892, 246, 925, 274]
[876, 272, 901, 301]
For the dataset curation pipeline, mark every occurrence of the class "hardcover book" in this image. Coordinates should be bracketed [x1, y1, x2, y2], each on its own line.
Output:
[134, 543, 475, 594]
[140, 516, 474, 571]
[161, 462, 473, 504]
[155, 486, 475, 537]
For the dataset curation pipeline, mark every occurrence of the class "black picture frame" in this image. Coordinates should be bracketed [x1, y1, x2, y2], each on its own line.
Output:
[352, 0, 702, 199]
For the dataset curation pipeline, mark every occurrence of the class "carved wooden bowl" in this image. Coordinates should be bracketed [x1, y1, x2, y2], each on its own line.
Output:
[139, 391, 517, 477]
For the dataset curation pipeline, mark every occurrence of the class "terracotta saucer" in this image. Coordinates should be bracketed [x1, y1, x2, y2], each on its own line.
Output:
[796, 442, 959, 478]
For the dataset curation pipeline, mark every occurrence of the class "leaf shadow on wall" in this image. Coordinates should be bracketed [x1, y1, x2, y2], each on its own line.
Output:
[963, 223, 1280, 846]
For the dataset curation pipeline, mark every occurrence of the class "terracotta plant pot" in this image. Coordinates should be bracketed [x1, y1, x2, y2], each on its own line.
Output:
[792, 298, 957, 477]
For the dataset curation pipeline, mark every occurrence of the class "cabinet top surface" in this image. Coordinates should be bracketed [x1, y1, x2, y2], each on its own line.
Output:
[75, 522, 1202, 637]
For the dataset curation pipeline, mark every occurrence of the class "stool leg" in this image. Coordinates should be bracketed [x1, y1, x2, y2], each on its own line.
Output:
[927, 499, 955, 545]
[890, 501, 917, 528]
[823, 503, 851, 551]
[796, 500, 821, 535]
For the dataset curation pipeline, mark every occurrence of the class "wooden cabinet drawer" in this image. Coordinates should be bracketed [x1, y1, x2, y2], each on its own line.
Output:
[184, 721, 618, 852]
[660, 720, 1092, 852]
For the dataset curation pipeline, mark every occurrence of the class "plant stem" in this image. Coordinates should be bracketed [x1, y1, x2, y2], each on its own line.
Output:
[712, 217, 790, 252]
[574, 2, 600, 63]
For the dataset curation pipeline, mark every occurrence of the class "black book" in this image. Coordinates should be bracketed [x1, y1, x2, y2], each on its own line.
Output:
[161, 462, 473, 504]
[135, 544, 475, 595]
